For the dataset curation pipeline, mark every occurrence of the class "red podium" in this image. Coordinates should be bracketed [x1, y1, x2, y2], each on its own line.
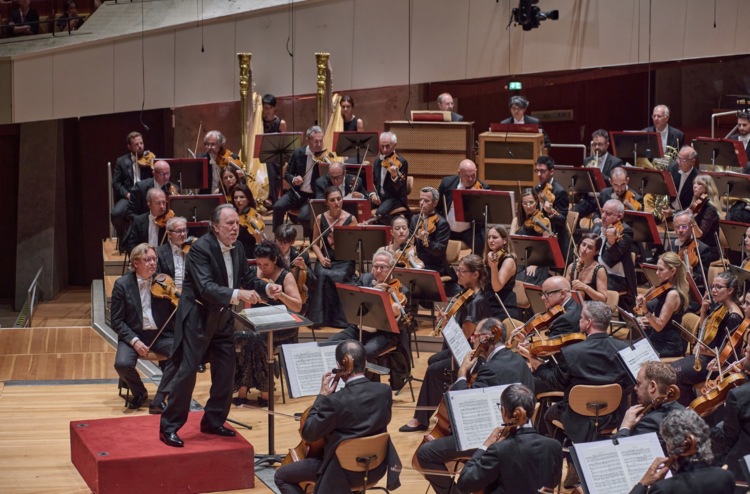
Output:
[70, 412, 254, 494]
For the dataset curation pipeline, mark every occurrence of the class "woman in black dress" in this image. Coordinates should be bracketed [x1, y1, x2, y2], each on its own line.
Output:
[232, 184, 264, 260]
[636, 251, 689, 358]
[274, 224, 316, 317]
[341, 95, 364, 132]
[308, 186, 358, 328]
[690, 174, 723, 262]
[234, 241, 302, 407]
[515, 188, 553, 286]
[484, 225, 519, 321]
[565, 233, 608, 302]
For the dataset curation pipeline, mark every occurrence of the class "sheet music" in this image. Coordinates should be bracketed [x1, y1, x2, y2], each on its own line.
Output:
[619, 441, 659, 486]
[617, 338, 661, 381]
[281, 342, 344, 398]
[448, 383, 517, 451]
[242, 305, 296, 325]
[442, 316, 472, 365]
[320, 344, 346, 391]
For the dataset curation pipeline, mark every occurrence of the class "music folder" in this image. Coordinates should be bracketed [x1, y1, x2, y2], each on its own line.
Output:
[489, 123, 540, 133]
[510, 235, 566, 269]
[623, 211, 661, 245]
[411, 111, 452, 122]
[719, 219, 750, 254]
[554, 166, 607, 193]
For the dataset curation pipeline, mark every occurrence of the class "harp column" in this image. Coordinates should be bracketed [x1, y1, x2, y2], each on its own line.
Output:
[315, 53, 329, 131]
[237, 53, 251, 172]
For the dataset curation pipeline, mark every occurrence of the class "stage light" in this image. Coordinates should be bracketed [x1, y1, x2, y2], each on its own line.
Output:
[511, 0, 559, 31]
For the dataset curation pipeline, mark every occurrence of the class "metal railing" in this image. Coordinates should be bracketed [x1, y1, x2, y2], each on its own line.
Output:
[711, 110, 740, 139]
[0, 15, 86, 38]
[14, 266, 43, 328]
[549, 143, 587, 164]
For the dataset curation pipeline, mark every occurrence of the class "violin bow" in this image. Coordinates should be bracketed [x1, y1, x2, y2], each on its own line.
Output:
[144, 301, 179, 356]
[385, 209, 424, 281]
[691, 222, 712, 303]
[715, 231, 729, 269]
[294, 217, 340, 262]
[351, 145, 369, 193]
[585, 172, 604, 218]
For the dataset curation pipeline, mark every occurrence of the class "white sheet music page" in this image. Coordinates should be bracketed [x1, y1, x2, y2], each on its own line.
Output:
[448, 383, 517, 451]
[618, 338, 660, 381]
[242, 305, 296, 325]
[442, 316, 472, 365]
[283, 342, 324, 398]
[320, 344, 346, 391]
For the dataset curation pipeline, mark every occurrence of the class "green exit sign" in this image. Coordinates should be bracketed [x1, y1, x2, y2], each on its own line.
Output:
[509, 81, 522, 90]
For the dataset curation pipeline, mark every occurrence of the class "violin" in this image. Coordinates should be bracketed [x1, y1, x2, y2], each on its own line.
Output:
[363, 214, 382, 225]
[529, 332, 586, 357]
[151, 273, 180, 307]
[690, 369, 747, 417]
[634, 282, 673, 314]
[137, 150, 155, 169]
[216, 148, 247, 175]
[692, 304, 725, 372]
[312, 150, 333, 166]
[238, 208, 269, 241]
[168, 183, 179, 196]
[498, 407, 527, 440]
[292, 264, 308, 305]
[524, 210, 555, 236]
[539, 183, 559, 216]
[508, 305, 566, 347]
[689, 193, 708, 215]
[636, 384, 680, 418]
[489, 249, 506, 265]
[714, 318, 750, 370]
[381, 278, 413, 326]
[678, 238, 700, 269]
[605, 221, 625, 243]
[432, 288, 478, 337]
[415, 214, 439, 248]
[381, 153, 406, 182]
[396, 244, 425, 269]
[155, 210, 176, 229]
[620, 190, 643, 212]
[180, 236, 196, 255]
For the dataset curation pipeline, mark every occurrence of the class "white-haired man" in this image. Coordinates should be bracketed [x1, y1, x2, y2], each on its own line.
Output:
[642, 104, 685, 152]
[371, 132, 409, 225]
[197, 130, 244, 195]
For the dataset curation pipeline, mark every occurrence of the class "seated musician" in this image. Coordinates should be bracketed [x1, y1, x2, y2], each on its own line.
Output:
[385, 215, 411, 259]
[371, 132, 409, 225]
[534, 156, 572, 264]
[436, 92, 463, 122]
[261, 94, 286, 206]
[536, 276, 582, 337]
[415, 319, 536, 494]
[411, 187, 457, 296]
[234, 241, 302, 407]
[670, 272, 744, 407]
[125, 160, 181, 221]
[401, 255, 491, 433]
[688, 174, 723, 261]
[437, 159, 490, 252]
[274, 340, 401, 494]
[272, 126, 330, 236]
[111, 243, 177, 413]
[583, 129, 624, 185]
[615, 361, 681, 452]
[314, 161, 368, 199]
[220, 166, 244, 203]
[565, 233, 608, 303]
[599, 199, 637, 311]
[340, 95, 365, 131]
[662, 146, 699, 221]
[112, 132, 153, 241]
[515, 187, 553, 286]
[456, 385, 563, 494]
[573, 167, 643, 228]
[232, 184, 264, 260]
[642, 104, 685, 151]
[484, 225, 519, 320]
[636, 251, 690, 358]
[631, 409, 735, 494]
[275, 224, 316, 316]
[671, 210, 717, 296]
[308, 186, 358, 328]
[156, 217, 188, 290]
[326, 249, 411, 365]
[197, 130, 244, 195]
[501, 95, 551, 148]
[123, 188, 168, 254]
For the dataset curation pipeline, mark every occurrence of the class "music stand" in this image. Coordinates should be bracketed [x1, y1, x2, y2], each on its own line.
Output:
[728, 265, 750, 289]
[554, 166, 607, 194]
[640, 263, 660, 288]
[308, 199, 373, 231]
[333, 132, 379, 163]
[333, 226, 391, 274]
[720, 220, 750, 254]
[163, 158, 208, 190]
[169, 194, 225, 227]
[510, 235, 566, 269]
[622, 168, 678, 200]
[704, 172, 750, 209]
[623, 211, 662, 245]
[454, 190, 515, 253]
[610, 131, 664, 164]
[692, 137, 748, 171]
[336, 284, 400, 340]
[392, 268, 448, 304]
[254, 132, 302, 165]
[523, 284, 546, 314]
[615, 306, 656, 352]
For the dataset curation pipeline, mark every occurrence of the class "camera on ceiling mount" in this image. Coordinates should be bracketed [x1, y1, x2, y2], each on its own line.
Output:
[510, 0, 559, 31]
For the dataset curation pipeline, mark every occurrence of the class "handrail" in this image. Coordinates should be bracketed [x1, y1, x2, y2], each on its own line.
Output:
[711, 110, 739, 139]
[0, 15, 86, 37]
[25, 266, 44, 328]
[548, 143, 587, 165]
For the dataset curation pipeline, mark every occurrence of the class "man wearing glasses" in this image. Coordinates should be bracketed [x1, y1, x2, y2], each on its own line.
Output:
[157, 217, 189, 291]
[437, 159, 490, 252]
[534, 276, 582, 338]
[314, 161, 368, 199]
[125, 160, 181, 221]
[672, 210, 716, 303]
[599, 199, 636, 312]
[533, 156, 572, 265]
[111, 243, 178, 413]
[662, 146, 699, 220]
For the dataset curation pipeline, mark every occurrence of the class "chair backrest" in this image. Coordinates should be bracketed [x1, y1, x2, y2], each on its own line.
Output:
[335, 432, 390, 472]
[501, 318, 524, 339]
[606, 290, 620, 313]
[707, 265, 725, 287]
[568, 384, 622, 417]
[406, 176, 414, 195]
[514, 280, 530, 309]
[446, 240, 464, 264]
[566, 211, 579, 233]
[681, 313, 700, 338]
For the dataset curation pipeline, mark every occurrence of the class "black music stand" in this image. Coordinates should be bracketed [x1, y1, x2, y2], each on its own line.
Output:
[336, 284, 400, 340]
[254, 132, 303, 196]
[454, 190, 515, 253]
[392, 268, 448, 348]
[728, 265, 750, 287]
[720, 220, 750, 254]
[610, 131, 664, 164]
[554, 166, 607, 194]
[333, 226, 390, 274]
[692, 138, 748, 170]
[333, 132, 380, 163]
[705, 172, 750, 209]
[615, 306, 656, 352]
[510, 235, 566, 270]
[169, 194, 225, 226]
[623, 167, 678, 201]
[640, 263, 661, 288]
[623, 211, 662, 245]
[163, 158, 209, 190]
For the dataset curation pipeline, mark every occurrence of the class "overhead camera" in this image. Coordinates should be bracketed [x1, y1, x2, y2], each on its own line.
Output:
[511, 0, 559, 31]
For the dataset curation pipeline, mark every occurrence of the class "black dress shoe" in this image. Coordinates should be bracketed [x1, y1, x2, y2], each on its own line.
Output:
[399, 423, 428, 433]
[257, 397, 268, 408]
[128, 392, 149, 410]
[149, 401, 167, 414]
[200, 425, 236, 437]
[159, 431, 184, 447]
[198, 364, 207, 373]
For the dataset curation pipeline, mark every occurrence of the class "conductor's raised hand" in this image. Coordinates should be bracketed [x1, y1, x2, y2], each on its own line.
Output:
[267, 283, 284, 299]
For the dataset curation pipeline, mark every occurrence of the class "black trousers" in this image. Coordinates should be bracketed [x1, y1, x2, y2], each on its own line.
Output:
[450, 227, 484, 255]
[114, 336, 176, 405]
[160, 320, 236, 434]
[111, 197, 129, 240]
[272, 190, 313, 236]
[326, 325, 392, 362]
[375, 196, 409, 225]
[414, 348, 454, 426]
[274, 457, 387, 494]
[608, 273, 634, 312]
[416, 435, 475, 494]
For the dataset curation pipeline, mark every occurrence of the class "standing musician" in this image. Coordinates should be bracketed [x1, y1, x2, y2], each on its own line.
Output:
[125, 160, 181, 221]
[583, 129, 624, 185]
[642, 104, 685, 152]
[371, 132, 409, 225]
[688, 174, 723, 261]
[232, 184, 264, 260]
[156, 217, 189, 291]
[411, 187, 457, 296]
[662, 146, 700, 221]
[112, 132, 153, 240]
[275, 224, 316, 316]
[515, 188, 553, 286]
[400, 255, 491, 433]
[272, 126, 331, 235]
[500, 96, 551, 148]
[599, 199, 637, 312]
[728, 110, 750, 161]
[261, 94, 286, 206]
[614, 361, 681, 452]
[197, 130, 244, 195]
[484, 225, 519, 320]
[631, 409, 735, 494]
[636, 251, 690, 358]
[111, 243, 177, 413]
[670, 272, 744, 407]
[273, 340, 401, 494]
[565, 233, 608, 302]
[414, 319, 536, 494]
[573, 167, 643, 226]
[314, 161, 368, 199]
[159, 204, 282, 447]
[340, 95, 365, 132]
[534, 156, 572, 265]
[671, 210, 717, 297]
[123, 188, 169, 255]
[437, 159, 490, 251]
[456, 385, 563, 494]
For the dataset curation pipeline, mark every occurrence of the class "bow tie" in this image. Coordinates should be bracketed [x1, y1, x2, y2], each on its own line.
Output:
[148, 214, 156, 223]
[171, 243, 183, 254]
[137, 276, 150, 285]
[220, 244, 234, 254]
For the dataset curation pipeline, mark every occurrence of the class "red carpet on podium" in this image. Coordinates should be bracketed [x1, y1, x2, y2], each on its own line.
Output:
[70, 412, 255, 494]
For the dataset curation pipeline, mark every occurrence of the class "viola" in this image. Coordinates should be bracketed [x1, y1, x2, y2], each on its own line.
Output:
[678, 238, 700, 269]
[216, 148, 250, 177]
[605, 221, 625, 243]
[238, 208, 269, 241]
[396, 244, 425, 269]
[621, 190, 643, 212]
[180, 236, 196, 255]
[432, 288, 478, 337]
[636, 384, 680, 418]
[715, 317, 750, 369]
[508, 305, 566, 347]
[168, 183, 179, 196]
[489, 249, 506, 265]
[382, 278, 413, 326]
[151, 273, 180, 307]
[690, 371, 747, 417]
[381, 153, 406, 182]
[689, 193, 708, 215]
[524, 210, 555, 236]
[498, 407, 527, 440]
[137, 150, 155, 169]
[312, 150, 333, 166]
[529, 332, 586, 357]
[470, 180, 484, 190]
[634, 282, 673, 314]
[663, 434, 698, 470]
[155, 210, 176, 229]
[292, 263, 308, 305]
[415, 214, 440, 248]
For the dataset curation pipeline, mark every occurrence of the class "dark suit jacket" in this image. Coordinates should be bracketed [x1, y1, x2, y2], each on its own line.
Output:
[547, 297, 583, 338]
[410, 212, 451, 276]
[535, 179, 571, 260]
[628, 461, 734, 494]
[372, 153, 409, 204]
[457, 428, 562, 494]
[113, 153, 153, 201]
[501, 115, 551, 148]
[642, 125, 685, 151]
[156, 242, 177, 280]
[354, 272, 410, 355]
[451, 112, 464, 122]
[451, 346, 535, 391]
[728, 134, 750, 161]
[711, 379, 750, 481]
[301, 377, 401, 493]
[314, 173, 367, 199]
[600, 221, 636, 298]
[535, 332, 631, 443]
[196, 150, 241, 195]
[667, 161, 699, 211]
[110, 271, 175, 344]
[123, 212, 167, 254]
[583, 153, 625, 185]
[125, 178, 180, 221]
[437, 175, 490, 219]
[284, 147, 330, 196]
[614, 400, 682, 453]
[572, 187, 643, 220]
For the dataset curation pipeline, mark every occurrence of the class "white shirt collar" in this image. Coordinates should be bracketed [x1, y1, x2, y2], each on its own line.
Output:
[486, 344, 506, 361]
[148, 214, 156, 223]
[305, 146, 314, 157]
[169, 240, 182, 254]
[137, 275, 150, 284]
[513, 117, 524, 124]
[345, 374, 367, 384]
[218, 239, 234, 253]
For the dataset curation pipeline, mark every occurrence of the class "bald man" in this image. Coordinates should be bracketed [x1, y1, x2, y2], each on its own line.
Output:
[314, 161, 369, 200]
[125, 160, 181, 221]
[572, 167, 643, 227]
[437, 160, 490, 251]
[437, 93, 463, 122]
[536, 276, 582, 338]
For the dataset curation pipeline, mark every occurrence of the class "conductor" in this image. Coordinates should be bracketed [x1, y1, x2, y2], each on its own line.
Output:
[159, 204, 282, 447]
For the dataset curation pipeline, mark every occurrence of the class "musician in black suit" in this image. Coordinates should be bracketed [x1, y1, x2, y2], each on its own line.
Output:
[272, 126, 331, 236]
[500, 95, 551, 148]
[156, 216, 188, 290]
[583, 129, 625, 186]
[274, 340, 401, 494]
[314, 161, 368, 199]
[534, 156, 573, 264]
[415, 319, 536, 494]
[411, 187, 456, 296]
[437, 159, 490, 251]
[111, 243, 177, 414]
[631, 409, 735, 494]
[125, 160, 180, 221]
[538, 276, 582, 338]
[371, 132, 409, 224]
[671, 211, 717, 299]
[599, 199, 637, 311]
[614, 361, 682, 452]
[159, 204, 281, 447]
[573, 167, 643, 226]
[196, 130, 244, 195]
[456, 384, 563, 494]
[437, 92, 463, 122]
[642, 104, 685, 152]
[663, 146, 700, 220]
[123, 189, 168, 255]
[112, 132, 153, 242]
[728, 111, 750, 161]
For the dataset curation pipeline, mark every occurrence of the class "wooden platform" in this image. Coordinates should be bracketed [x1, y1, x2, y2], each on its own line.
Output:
[27, 288, 92, 328]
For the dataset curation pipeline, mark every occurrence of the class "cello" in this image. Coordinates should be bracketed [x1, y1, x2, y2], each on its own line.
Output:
[636, 384, 680, 418]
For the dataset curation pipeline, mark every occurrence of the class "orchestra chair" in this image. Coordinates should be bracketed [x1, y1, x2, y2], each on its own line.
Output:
[509, 217, 519, 235]
[578, 213, 594, 232]
[536, 391, 564, 432]
[309, 432, 391, 494]
[567, 383, 623, 441]
[707, 263, 726, 287]
[386, 176, 414, 220]
[606, 290, 620, 313]
[681, 313, 700, 353]
[514, 280, 530, 310]
[444, 240, 468, 278]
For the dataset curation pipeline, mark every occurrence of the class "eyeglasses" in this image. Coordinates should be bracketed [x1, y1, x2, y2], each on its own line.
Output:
[677, 157, 694, 163]
[329, 174, 344, 180]
[141, 257, 157, 264]
[372, 264, 390, 271]
[154, 171, 170, 176]
[541, 288, 563, 299]
[534, 169, 548, 174]
[169, 229, 188, 235]
[674, 225, 690, 231]
[710, 285, 727, 291]
[521, 201, 536, 207]
[456, 268, 472, 275]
